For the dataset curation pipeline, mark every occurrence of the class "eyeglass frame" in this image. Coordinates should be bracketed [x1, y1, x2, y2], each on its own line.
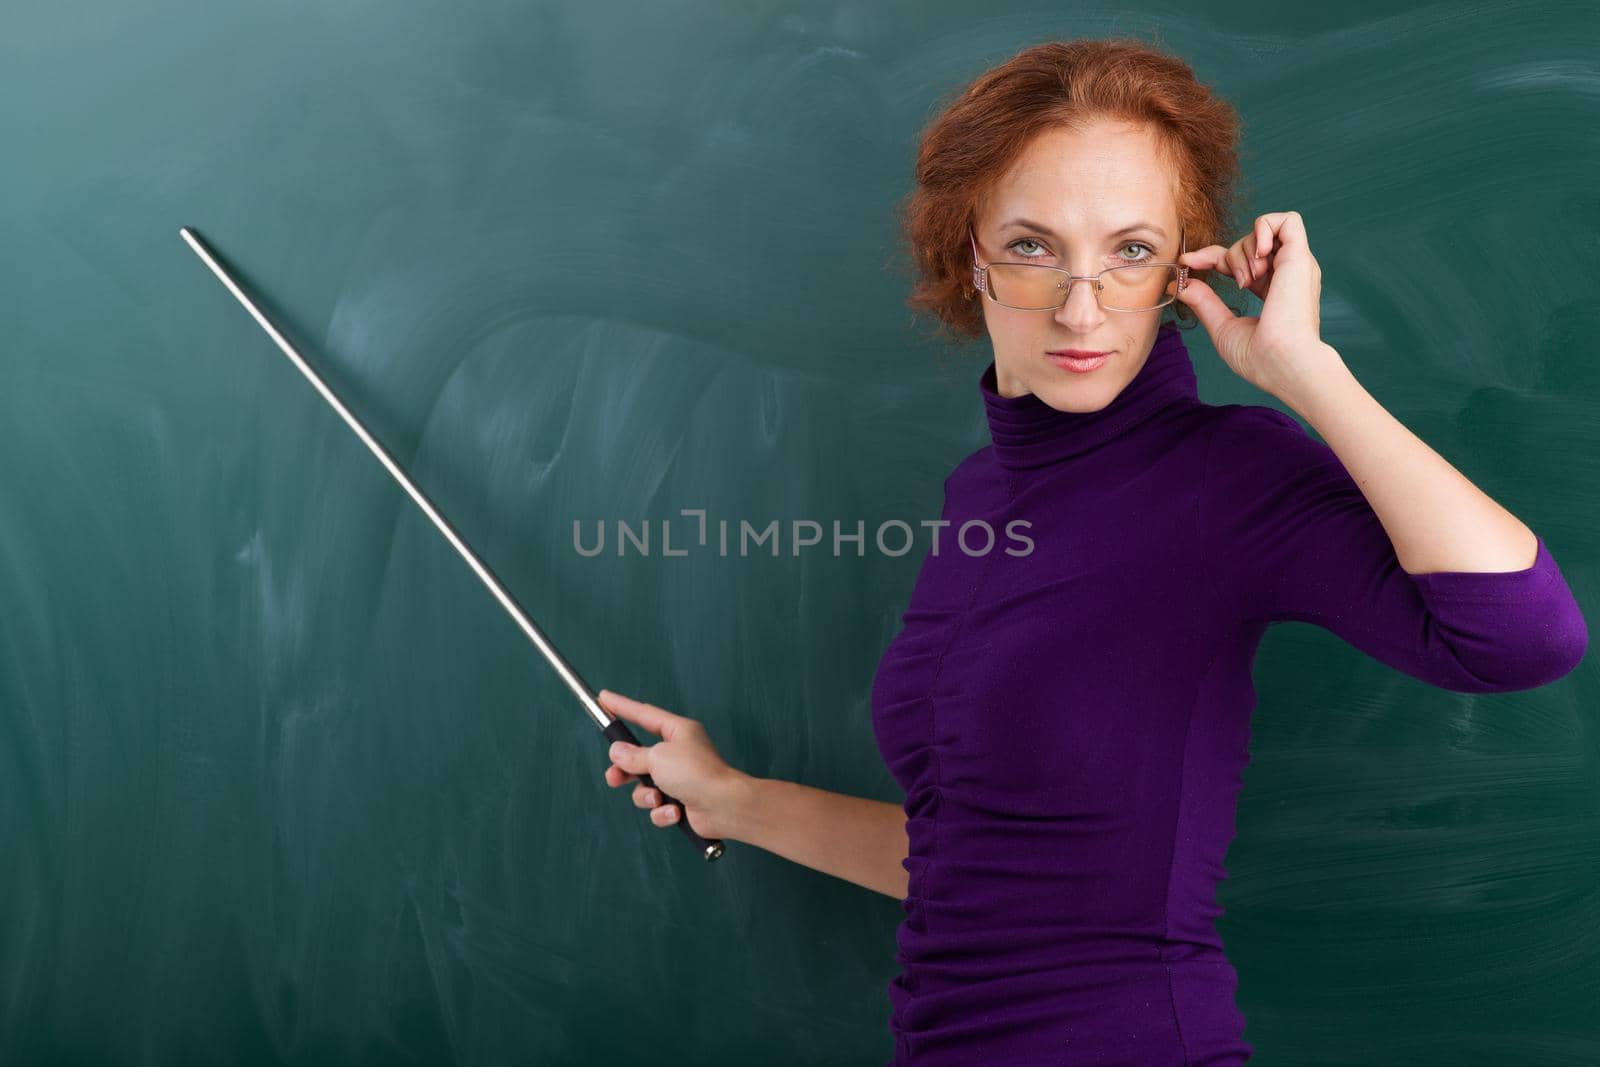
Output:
[968, 225, 1190, 312]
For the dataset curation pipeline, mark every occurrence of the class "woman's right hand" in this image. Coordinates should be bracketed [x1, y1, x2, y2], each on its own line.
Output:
[598, 688, 752, 842]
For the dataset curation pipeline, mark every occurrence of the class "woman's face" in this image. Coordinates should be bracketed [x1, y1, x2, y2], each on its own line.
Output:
[972, 119, 1183, 407]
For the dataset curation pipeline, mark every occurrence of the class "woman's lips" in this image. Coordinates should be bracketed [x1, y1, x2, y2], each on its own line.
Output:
[1047, 350, 1110, 373]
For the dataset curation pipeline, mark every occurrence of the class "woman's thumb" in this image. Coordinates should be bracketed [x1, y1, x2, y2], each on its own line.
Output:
[1175, 273, 1233, 336]
[608, 740, 646, 774]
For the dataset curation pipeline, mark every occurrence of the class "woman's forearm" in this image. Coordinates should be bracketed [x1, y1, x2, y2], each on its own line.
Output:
[1277, 344, 1536, 575]
[724, 775, 909, 899]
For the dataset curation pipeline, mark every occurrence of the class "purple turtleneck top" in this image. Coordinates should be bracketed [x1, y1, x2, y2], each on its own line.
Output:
[869, 325, 1588, 1065]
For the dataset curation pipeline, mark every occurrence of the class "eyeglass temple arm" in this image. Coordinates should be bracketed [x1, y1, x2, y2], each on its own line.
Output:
[969, 227, 986, 294]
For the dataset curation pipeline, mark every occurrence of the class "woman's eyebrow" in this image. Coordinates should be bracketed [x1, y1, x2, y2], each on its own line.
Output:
[999, 217, 1167, 241]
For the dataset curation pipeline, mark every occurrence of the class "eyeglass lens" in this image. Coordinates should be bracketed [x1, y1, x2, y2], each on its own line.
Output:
[985, 263, 1178, 312]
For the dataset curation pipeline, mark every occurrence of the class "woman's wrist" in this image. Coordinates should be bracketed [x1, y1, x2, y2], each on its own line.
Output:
[713, 770, 764, 844]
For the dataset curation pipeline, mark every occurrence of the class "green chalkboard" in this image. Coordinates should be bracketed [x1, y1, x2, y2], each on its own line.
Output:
[2, 3, 1594, 1064]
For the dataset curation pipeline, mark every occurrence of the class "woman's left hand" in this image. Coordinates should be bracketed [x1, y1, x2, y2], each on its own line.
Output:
[1174, 210, 1343, 399]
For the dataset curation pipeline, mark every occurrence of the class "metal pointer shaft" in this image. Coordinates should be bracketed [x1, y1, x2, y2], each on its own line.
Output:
[179, 226, 724, 862]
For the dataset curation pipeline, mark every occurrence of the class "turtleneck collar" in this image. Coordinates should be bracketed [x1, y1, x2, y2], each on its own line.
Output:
[979, 325, 1199, 470]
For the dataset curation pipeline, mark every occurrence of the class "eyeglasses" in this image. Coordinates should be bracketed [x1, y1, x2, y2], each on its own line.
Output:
[969, 226, 1189, 312]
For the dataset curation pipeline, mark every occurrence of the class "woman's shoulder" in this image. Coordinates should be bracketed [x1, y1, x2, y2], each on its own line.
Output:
[1199, 399, 1304, 439]
[931, 445, 1007, 518]
[946, 444, 995, 489]
[1196, 400, 1330, 478]
[1194, 399, 1357, 535]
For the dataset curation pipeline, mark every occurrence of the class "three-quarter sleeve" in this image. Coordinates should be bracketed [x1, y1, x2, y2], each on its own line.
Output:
[1196, 404, 1588, 693]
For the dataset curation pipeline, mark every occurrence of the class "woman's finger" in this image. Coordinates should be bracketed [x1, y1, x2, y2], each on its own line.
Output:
[597, 688, 683, 742]
[604, 763, 637, 787]
[1255, 216, 1275, 260]
[1178, 245, 1235, 280]
[633, 784, 659, 808]
[1248, 244, 1269, 287]
[651, 804, 679, 827]
[1227, 243, 1253, 288]
[1180, 244, 1229, 266]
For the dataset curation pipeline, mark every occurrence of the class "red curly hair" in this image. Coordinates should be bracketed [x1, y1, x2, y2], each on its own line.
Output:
[893, 37, 1251, 344]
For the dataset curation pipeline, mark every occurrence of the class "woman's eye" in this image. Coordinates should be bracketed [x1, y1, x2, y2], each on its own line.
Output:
[1006, 239, 1157, 262]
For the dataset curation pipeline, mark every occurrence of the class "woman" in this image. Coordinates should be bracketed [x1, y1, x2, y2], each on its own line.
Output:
[596, 38, 1588, 1065]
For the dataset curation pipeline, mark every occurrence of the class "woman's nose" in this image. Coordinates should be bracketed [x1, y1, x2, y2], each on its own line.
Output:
[1054, 277, 1106, 328]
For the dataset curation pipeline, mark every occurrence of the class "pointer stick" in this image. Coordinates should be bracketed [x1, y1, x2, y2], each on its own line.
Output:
[179, 226, 725, 862]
